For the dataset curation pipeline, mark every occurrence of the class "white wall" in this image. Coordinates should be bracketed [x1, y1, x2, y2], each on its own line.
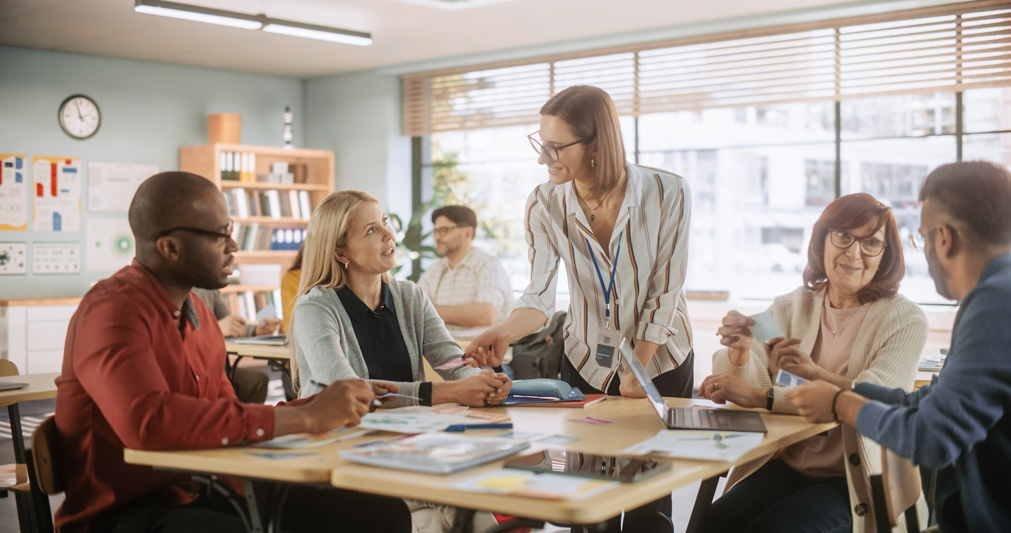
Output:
[304, 71, 412, 221]
[0, 46, 306, 298]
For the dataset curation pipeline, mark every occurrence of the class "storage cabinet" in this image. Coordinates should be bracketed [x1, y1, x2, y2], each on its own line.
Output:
[0, 298, 80, 374]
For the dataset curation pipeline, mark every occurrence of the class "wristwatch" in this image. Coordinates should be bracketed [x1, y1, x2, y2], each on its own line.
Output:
[766, 387, 775, 411]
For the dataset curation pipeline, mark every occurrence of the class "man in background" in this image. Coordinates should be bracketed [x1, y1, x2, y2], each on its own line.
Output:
[788, 161, 1011, 532]
[418, 205, 512, 329]
[191, 288, 278, 403]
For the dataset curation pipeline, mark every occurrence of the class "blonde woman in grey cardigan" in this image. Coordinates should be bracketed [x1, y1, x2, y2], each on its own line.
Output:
[699, 193, 928, 533]
[290, 190, 511, 407]
[289, 190, 508, 533]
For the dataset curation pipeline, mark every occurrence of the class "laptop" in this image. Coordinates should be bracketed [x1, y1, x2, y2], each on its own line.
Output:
[0, 381, 28, 392]
[618, 341, 767, 433]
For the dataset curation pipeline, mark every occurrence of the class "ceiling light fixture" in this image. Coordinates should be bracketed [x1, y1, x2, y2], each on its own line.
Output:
[134, 0, 262, 29]
[263, 21, 372, 47]
[134, 0, 372, 46]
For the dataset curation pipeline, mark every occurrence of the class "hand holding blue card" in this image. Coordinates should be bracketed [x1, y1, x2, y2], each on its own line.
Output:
[749, 311, 785, 344]
[775, 368, 810, 390]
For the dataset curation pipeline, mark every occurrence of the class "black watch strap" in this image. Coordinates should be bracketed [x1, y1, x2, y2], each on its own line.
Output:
[766, 387, 775, 411]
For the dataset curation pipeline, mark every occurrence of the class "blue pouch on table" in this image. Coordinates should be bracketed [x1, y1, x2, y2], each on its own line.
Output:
[506, 379, 585, 403]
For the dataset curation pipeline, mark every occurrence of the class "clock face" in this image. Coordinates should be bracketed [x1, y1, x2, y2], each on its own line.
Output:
[58, 95, 101, 139]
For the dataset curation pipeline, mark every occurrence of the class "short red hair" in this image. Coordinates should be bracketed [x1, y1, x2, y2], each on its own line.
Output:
[803, 193, 904, 303]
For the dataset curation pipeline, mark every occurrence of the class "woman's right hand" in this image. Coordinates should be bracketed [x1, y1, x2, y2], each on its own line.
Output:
[464, 327, 512, 367]
[717, 310, 756, 366]
[438, 372, 508, 407]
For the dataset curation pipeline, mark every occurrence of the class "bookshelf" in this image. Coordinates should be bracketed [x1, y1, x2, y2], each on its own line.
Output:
[180, 143, 334, 322]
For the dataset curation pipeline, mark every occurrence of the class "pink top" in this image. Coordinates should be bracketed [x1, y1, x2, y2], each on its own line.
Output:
[780, 297, 871, 478]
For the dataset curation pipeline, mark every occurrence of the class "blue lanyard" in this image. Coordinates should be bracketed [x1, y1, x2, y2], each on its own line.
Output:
[585, 232, 623, 319]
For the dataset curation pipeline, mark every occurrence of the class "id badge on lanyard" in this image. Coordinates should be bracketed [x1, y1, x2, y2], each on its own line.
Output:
[586, 233, 623, 369]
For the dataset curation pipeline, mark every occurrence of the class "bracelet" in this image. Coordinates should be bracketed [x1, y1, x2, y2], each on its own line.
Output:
[831, 389, 846, 422]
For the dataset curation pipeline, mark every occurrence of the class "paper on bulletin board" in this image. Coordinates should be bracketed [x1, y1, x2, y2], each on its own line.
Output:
[87, 218, 134, 272]
[33, 156, 82, 232]
[0, 242, 28, 274]
[32, 242, 81, 274]
[0, 154, 28, 230]
[88, 161, 158, 212]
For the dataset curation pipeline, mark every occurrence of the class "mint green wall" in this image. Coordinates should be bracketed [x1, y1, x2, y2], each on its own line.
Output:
[0, 46, 306, 298]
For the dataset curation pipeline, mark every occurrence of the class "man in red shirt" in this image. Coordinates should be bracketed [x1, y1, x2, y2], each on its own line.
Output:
[54, 172, 410, 532]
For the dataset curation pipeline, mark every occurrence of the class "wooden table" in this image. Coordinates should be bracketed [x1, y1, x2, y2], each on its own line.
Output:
[0, 373, 60, 533]
[125, 397, 835, 532]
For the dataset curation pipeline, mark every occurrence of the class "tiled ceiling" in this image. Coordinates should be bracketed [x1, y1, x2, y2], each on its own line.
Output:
[0, 0, 951, 79]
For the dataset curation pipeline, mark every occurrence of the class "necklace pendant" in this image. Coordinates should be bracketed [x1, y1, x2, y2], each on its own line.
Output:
[590, 213, 595, 221]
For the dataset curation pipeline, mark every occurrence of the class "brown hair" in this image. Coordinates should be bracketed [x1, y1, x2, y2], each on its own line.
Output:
[803, 193, 904, 303]
[540, 85, 626, 196]
[432, 205, 477, 228]
[919, 161, 1011, 248]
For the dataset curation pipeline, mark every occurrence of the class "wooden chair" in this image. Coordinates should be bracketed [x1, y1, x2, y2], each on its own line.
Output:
[871, 447, 922, 533]
[26, 416, 62, 533]
[0, 360, 30, 496]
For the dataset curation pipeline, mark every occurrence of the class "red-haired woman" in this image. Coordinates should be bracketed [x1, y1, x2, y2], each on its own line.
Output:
[699, 193, 928, 532]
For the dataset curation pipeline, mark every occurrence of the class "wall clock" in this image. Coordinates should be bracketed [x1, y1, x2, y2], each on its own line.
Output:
[58, 94, 101, 140]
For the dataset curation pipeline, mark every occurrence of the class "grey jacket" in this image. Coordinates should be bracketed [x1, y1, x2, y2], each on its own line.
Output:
[292, 278, 479, 406]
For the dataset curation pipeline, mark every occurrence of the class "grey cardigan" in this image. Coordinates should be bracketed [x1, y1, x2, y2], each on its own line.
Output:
[292, 278, 479, 406]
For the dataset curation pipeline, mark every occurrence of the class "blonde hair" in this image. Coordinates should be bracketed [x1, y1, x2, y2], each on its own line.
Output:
[289, 190, 381, 392]
[540, 85, 627, 196]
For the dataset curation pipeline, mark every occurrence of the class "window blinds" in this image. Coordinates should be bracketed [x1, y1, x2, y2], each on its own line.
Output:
[402, 0, 1011, 136]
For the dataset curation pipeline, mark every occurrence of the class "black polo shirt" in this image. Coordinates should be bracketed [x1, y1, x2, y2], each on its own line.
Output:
[336, 283, 433, 404]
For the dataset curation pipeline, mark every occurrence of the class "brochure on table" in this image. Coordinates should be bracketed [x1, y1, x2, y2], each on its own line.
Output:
[340, 433, 531, 475]
[623, 430, 765, 461]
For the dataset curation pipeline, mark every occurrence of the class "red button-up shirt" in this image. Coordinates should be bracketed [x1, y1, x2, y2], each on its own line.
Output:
[54, 261, 277, 532]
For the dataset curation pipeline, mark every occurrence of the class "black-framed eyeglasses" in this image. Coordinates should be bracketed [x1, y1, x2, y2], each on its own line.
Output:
[159, 220, 234, 242]
[909, 225, 939, 252]
[433, 226, 461, 237]
[527, 131, 588, 162]
[829, 229, 886, 257]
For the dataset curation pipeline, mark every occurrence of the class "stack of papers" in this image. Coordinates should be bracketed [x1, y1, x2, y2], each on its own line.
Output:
[359, 407, 475, 433]
[341, 433, 530, 474]
[453, 469, 617, 500]
[623, 430, 764, 462]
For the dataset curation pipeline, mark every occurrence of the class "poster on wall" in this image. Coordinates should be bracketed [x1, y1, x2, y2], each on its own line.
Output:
[0, 154, 28, 231]
[33, 155, 82, 232]
[88, 161, 158, 212]
[0, 242, 27, 274]
[32, 242, 81, 274]
[87, 218, 134, 272]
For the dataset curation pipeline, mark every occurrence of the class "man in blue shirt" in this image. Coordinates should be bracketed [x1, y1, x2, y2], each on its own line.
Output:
[787, 161, 1011, 532]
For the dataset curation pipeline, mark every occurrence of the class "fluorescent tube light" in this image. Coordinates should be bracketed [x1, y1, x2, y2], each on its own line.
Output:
[263, 22, 372, 46]
[134, 0, 262, 30]
[133, 0, 372, 46]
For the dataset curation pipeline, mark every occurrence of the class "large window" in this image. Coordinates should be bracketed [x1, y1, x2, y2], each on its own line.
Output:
[410, 3, 1011, 305]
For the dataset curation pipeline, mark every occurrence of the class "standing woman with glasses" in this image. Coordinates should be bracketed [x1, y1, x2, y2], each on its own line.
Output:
[465, 85, 693, 532]
[698, 193, 928, 532]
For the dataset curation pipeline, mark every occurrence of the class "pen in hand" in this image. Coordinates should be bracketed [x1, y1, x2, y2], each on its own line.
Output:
[309, 379, 382, 409]
[443, 423, 513, 432]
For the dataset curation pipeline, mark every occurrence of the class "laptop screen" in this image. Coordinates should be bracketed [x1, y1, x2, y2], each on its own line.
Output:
[618, 340, 668, 420]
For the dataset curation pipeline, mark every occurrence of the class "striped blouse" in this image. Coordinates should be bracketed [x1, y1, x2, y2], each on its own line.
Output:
[514, 163, 694, 391]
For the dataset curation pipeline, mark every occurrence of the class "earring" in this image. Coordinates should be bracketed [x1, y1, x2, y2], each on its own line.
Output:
[344, 261, 349, 270]
[590, 158, 596, 168]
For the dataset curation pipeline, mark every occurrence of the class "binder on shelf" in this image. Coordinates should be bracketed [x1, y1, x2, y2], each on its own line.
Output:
[266, 190, 282, 220]
[278, 191, 292, 218]
[298, 191, 312, 219]
[224, 190, 236, 216]
[288, 191, 303, 220]
[234, 188, 249, 218]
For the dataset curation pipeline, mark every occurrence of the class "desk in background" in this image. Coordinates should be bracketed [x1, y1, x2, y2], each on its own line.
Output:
[224, 341, 294, 401]
[126, 397, 835, 532]
[0, 373, 59, 532]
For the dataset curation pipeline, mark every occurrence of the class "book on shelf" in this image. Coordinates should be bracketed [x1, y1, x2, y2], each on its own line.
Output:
[287, 190, 302, 220]
[233, 188, 249, 218]
[340, 433, 530, 475]
[298, 190, 311, 219]
[266, 190, 282, 220]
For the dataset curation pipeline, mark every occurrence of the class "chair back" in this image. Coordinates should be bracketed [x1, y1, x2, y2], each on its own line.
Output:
[31, 416, 64, 495]
[871, 446, 922, 532]
[0, 360, 18, 377]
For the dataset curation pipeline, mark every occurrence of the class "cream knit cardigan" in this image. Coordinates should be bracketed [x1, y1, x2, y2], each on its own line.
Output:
[713, 286, 928, 533]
